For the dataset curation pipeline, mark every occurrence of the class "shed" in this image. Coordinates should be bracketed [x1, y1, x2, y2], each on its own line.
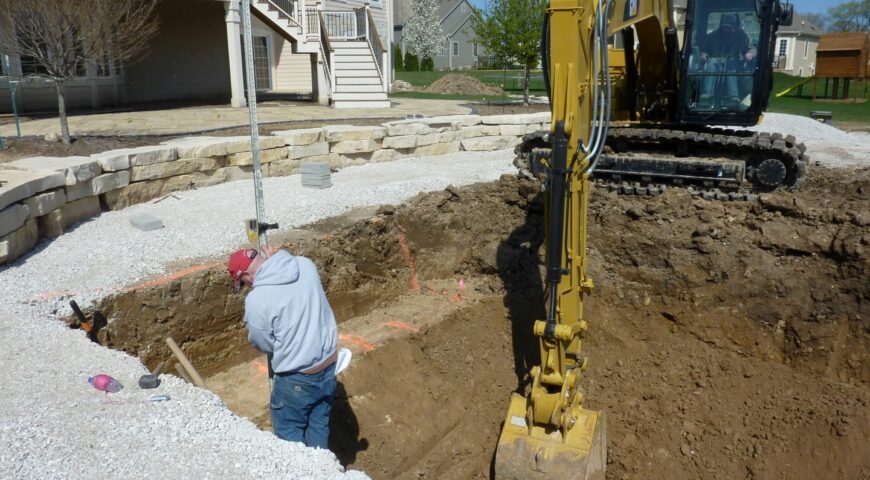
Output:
[816, 32, 869, 78]
[812, 32, 870, 100]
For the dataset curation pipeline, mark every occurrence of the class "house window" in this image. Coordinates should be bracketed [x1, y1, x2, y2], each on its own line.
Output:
[241, 35, 272, 90]
[778, 38, 787, 58]
[803, 41, 809, 59]
[437, 44, 445, 56]
[253, 36, 271, 90]
[96, 55, 114, 77]
[19, 54, 48, 76]
[473, 43, 478, 57]
[452, 41, 459, 56]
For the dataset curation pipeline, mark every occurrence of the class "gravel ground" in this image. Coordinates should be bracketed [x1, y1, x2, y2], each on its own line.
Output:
[0, 112, 863, 480]
[0, 149, 515, 480]
[747, 112, 870, 167]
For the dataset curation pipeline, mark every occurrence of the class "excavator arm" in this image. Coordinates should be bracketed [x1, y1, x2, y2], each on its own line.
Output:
[494, 1, 676, 478]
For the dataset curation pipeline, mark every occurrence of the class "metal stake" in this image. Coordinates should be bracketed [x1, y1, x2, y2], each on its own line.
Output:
[240, 0, 268, 249]
[4, 55, 21, 139]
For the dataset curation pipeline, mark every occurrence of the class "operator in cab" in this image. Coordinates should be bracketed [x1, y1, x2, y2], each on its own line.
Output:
[699, 13, 757, 106]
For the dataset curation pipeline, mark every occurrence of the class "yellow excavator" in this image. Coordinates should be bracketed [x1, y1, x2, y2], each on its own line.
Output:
[495, 0, 794, 478]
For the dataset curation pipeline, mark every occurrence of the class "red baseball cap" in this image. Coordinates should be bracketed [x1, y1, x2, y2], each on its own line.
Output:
[227, 249, 258, 290]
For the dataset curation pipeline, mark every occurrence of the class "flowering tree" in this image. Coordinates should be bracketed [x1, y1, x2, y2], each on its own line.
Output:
[403, 0, 445, 81]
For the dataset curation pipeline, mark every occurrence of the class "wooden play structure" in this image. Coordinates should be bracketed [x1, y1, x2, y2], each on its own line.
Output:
[812, 32, 870, 101]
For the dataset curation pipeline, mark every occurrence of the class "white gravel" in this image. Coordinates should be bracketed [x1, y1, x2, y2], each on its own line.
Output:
[0, 149, 515, 480]
[742, 112, 870, 168]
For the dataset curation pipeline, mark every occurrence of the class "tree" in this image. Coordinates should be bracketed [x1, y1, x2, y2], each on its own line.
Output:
[472, 0, 546, 105]
[421, 56, 434, 71]
[802, 12, 828, 32]
[0, 0, 159, 145]
[827, 0, 870, 32]
[404, 50, 420, 72]
[403, 0, 445, 83]
[393, 42, 404, 71]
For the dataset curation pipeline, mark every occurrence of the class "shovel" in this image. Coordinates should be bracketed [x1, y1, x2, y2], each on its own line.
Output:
[138, 361, 167, 389]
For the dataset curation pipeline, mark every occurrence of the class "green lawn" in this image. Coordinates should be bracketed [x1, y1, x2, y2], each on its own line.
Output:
[396, 70, 870, 126]
[767, 72, 870, 125]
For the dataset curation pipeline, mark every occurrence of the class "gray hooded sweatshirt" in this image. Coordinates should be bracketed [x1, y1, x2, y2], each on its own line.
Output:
[244, 250, 337, 374]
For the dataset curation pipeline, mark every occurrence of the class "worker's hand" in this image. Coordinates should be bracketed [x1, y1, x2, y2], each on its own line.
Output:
[745, 51, 756, 61]
[700, 53, 709, 63]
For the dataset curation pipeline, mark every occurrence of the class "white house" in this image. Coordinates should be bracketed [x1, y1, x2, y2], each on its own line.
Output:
[774, 12, 822, 77]
[394, 0, 483, 70]
[0, 0, 393, 114]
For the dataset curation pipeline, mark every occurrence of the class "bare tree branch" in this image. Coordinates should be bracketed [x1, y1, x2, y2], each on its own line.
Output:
[0, 0, 159, 144]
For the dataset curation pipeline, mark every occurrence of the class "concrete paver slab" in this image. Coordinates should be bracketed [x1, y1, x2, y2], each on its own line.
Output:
[0, 99, 473, 138]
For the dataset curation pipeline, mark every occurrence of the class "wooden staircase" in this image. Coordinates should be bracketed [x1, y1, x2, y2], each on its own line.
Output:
[331, 41, 390, 109]
[250, 0, 390, 108]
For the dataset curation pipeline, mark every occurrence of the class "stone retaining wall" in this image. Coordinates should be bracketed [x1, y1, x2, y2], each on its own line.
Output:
[0, 112, 550, 265]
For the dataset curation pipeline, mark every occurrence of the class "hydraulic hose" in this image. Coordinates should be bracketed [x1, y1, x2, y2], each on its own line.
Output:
[544, 121, 569, 339]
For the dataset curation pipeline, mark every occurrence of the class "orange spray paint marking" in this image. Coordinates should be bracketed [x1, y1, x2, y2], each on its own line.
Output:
[450, 277, 466, 303]
[125, 262, 222, 292]
[339, 333, 375, 352]
[36, 290, 75, 301]
[253, 358, 269, 378]
[396, 229, 420, 292]
[383, 321, 419, 333]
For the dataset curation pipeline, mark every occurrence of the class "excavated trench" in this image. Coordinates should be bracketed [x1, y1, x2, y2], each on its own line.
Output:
[86, 168, 869, 480]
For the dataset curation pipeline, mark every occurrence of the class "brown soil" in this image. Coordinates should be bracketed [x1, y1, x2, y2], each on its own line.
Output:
[91, 164, 870, 480]
[424, 74, 506, 96]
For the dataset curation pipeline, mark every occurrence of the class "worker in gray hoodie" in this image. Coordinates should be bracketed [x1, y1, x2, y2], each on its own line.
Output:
[227, 245, 338, 449]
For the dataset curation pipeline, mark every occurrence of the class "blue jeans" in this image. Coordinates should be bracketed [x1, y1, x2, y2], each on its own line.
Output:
[270, 364, 336, 449]
[702, 57, 740, 99]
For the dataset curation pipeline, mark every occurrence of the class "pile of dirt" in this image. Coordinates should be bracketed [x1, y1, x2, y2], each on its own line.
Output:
[98, 164, 870, 479]
[322, 168, 870, 479]
[391, 80, 415, 92]
[423, 74, 505, 96]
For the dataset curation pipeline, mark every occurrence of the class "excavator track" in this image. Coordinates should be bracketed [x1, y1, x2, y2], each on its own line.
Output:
[516, 126, 809, 200]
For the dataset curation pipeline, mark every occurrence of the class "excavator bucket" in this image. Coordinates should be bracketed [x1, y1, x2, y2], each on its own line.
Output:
[495, 393, 607, 480]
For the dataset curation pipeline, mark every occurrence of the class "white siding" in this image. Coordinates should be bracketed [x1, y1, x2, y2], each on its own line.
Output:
[775, 33, 819, 77]
[274, 43, 314, 92]
[251, 15, 313, 93]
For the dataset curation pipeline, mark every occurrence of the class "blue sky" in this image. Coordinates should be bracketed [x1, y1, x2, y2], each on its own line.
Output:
[468, 0, 846, 15]
[789, 0, 844, 14]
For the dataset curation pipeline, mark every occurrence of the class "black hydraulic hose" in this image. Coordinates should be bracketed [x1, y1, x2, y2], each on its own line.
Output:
[622, 27, 637, 121]
[542, 11, 551, 103]
[545, 122, 569, 339]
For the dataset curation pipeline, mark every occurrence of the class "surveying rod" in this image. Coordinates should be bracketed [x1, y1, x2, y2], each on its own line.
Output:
[240, 0, 275, 249]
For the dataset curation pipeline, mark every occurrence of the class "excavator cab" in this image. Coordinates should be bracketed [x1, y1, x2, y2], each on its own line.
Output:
[679, 0, 792, 126]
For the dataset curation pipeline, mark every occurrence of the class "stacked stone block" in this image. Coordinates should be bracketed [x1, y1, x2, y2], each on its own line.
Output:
[0, 112, 551, 265]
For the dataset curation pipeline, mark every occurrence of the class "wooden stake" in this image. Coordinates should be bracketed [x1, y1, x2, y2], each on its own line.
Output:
[165, 337, 207, 388]
[175, 362, 193, 384]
